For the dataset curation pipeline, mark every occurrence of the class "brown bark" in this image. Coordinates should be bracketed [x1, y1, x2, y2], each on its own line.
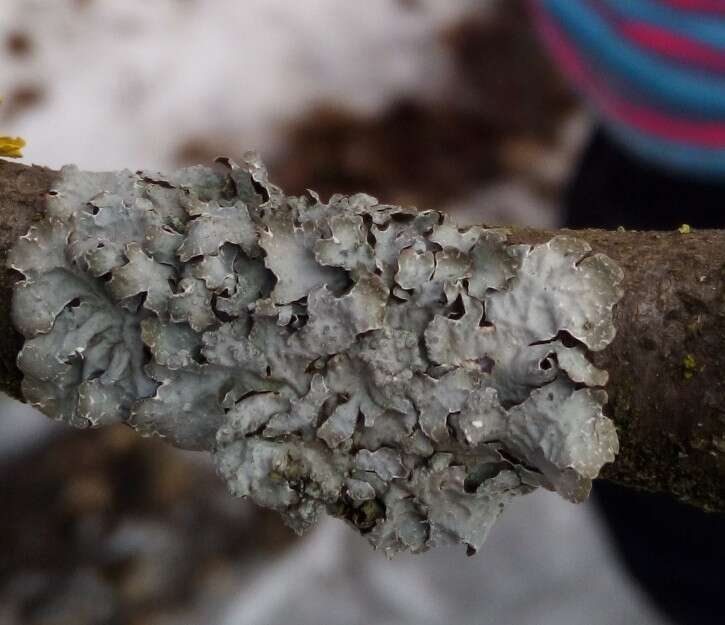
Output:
[0, 160, 59, 400]
[1, 159, 723, 511]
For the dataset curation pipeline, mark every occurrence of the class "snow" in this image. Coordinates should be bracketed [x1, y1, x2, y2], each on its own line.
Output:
[1, 0, 475, 171]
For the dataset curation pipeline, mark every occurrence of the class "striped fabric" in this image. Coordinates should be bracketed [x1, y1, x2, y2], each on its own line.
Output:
[529, 0, 725, 177]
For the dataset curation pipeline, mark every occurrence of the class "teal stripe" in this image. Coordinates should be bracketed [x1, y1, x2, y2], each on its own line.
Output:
[545, 0, 725, 116]
[605, 122, 725, 178]
[603, 0, 725, 50]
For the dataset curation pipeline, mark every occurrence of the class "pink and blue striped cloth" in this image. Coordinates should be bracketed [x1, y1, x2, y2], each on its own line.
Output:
[529, 0, 725, 176]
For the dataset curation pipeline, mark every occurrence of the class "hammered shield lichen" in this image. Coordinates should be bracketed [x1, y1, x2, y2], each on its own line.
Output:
[9, 153, 623, 555]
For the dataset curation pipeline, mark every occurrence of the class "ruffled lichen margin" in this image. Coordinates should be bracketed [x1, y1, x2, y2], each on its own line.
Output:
[9, 154, 623, 555]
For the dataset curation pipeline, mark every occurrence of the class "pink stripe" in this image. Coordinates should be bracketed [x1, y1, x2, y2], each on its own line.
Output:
[620, 20, 725, 71]
[533, 2, 725, 147]
[661, 0, 725, 14]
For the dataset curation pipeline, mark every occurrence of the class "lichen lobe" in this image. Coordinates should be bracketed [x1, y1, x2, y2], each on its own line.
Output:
[9, 154, 623, 555]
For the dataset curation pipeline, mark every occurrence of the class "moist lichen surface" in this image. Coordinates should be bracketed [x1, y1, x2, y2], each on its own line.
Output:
[9, 154, 623, 555]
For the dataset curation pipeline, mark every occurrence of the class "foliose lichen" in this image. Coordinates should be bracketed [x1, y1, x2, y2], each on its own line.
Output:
[9, 153, 623, 555]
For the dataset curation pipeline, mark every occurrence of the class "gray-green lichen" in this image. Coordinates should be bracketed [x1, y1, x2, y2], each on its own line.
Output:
[9, 154, 623, 555]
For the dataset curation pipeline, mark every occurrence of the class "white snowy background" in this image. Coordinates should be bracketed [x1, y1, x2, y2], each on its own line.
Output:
[0, 2, 669, 624]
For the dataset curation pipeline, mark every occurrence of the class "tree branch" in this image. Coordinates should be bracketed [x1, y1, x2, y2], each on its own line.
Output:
[1, 157, 723, 524]
[0, 160, 58, 400]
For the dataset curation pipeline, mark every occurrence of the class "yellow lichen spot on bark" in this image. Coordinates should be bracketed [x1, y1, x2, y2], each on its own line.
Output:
[683, 354, 697, 380]
[0, 136, 26, 158]
[0, 97, 26, 158]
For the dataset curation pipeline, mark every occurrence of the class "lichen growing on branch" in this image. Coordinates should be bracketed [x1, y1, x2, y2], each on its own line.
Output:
[8, 154, 623, 555]
[0, 97, 26, 158]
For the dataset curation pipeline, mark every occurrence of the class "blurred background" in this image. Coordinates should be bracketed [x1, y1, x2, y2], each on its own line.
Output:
[0, 1, 670, 624]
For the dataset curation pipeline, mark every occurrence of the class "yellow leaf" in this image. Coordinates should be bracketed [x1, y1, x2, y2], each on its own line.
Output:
[0, 136, 26, 158]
